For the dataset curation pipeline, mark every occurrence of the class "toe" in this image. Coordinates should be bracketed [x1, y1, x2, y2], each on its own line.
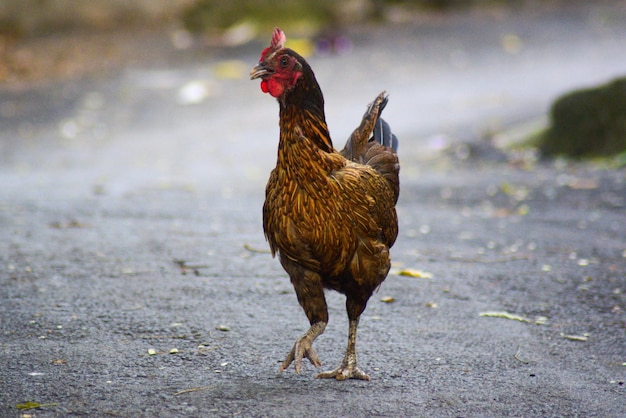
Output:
[315, 369, 336, 379]
[307, 347, 322, 368]
[316, 366, 371, 381]
[350, 368, 370, 381]
[279, 346, 296, 373]
[280, 337, 322, 374]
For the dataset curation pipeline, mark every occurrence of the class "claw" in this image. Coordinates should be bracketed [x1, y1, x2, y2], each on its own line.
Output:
[279, 335, 322, 374]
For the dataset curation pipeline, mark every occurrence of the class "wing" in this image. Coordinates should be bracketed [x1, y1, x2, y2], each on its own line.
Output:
[263, 124, 398, 278]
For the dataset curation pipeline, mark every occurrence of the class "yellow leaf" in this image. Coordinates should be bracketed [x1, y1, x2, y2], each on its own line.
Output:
[16, 402, 41, 410]
[16, 402, 58, 410]
[397, 269, 433, 279]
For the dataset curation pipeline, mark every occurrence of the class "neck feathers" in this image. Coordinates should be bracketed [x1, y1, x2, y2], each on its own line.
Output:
[278, 57, 333, 153]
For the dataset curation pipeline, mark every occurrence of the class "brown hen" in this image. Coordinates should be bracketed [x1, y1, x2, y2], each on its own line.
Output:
[250, 28, 399, 381]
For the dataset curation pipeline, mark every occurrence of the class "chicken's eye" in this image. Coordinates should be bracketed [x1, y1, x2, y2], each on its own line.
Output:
[279, 56, 289, 68]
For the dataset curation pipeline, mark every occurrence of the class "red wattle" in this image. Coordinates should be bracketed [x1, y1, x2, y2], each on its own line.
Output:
[261, 80, 269, 93]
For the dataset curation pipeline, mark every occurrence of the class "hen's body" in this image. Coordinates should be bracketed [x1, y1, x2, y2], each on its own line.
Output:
[251, 28, 399, 380]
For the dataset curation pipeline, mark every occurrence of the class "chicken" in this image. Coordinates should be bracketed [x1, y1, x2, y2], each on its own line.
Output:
[250, 28, 399, 381]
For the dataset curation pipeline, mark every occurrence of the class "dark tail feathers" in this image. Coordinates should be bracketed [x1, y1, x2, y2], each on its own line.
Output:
[373, 117, 399, 152]
[341, 92, 398, 161]
[340, 92, 400, 203]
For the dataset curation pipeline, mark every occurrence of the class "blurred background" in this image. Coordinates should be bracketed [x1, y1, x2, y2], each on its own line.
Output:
[1, 0, 625, 197]
[0, 1, 585, 36]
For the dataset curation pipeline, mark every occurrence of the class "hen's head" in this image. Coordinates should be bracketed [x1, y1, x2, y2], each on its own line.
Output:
[250, 28, 304, 99]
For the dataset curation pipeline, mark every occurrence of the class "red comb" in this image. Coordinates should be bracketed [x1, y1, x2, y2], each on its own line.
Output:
[259, 28, 286, 61]
[271, 27, 286, 50]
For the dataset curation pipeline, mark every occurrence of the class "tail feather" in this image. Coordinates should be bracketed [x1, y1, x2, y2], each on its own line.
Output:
[341, 92, 388, 162]
[373, 117, 398, 152]
[340, 92, 400, 203]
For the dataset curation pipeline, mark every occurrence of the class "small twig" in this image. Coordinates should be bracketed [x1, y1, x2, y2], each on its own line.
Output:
[173, 259, 208, 276]
[513, 347, 530, 364]
[173, 385, 216, 396]
[243, 243, 271, 254]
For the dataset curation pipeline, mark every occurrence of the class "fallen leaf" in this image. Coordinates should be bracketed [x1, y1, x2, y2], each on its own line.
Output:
[16, 402, 58, 411]
[380, 296, 395, 303]
[147, 348, 157, 355]
[397, 269, 433, 279]
[479, 311, 530, 323]
[169, 348, 179, 354]
[216, 325, 230, 332]
[243, 243, 271, 254]
[560, 333, 589, 342]
[49, 220, 89, 229]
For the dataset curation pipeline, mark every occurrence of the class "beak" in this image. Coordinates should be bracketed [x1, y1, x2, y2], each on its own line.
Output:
[250, 63, 271, 80]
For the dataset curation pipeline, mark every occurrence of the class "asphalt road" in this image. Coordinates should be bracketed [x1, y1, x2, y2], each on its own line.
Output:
[1, 3, 626, 417]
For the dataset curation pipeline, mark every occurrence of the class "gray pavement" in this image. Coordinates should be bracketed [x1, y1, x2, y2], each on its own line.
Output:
[1, 3, 626, 417]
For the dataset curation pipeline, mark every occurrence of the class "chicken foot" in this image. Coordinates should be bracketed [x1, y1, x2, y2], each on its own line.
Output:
[316, 318, 370, 381]
[279, 321, 326, 374]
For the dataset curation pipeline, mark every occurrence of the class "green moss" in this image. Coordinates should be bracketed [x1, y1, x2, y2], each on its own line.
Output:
[540, 77, 626, 158]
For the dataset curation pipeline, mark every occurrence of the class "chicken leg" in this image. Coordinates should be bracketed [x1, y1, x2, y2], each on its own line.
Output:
[279, 321, 326, 374]
[316, 318, 370, 381]
[278, 262, 329, 374]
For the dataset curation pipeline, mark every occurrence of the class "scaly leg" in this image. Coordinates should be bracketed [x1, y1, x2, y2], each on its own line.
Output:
[316, 317, 370, 381]
[279, 321, 326, 374]
[278, 259, 329, 375]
